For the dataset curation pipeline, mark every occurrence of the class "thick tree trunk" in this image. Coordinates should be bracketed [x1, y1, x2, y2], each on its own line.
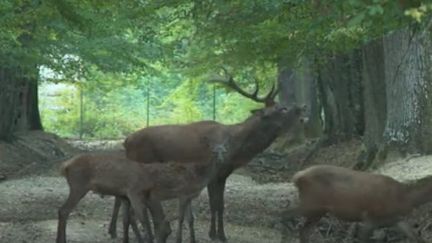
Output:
[294, 58, 322, 138]
[0, 65, 42, 141]
[356, 39, 387, 169]
[0, 68, 20, 140]
[380, 27, 432, 159]
[277, 63, 296, 106]
[316, 50, 363, 143]
[276, 58, 322, 150]
[278, 58, 322, 137]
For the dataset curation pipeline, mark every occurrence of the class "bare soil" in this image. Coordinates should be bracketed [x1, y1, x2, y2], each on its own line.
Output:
[1, 134, 432, 243]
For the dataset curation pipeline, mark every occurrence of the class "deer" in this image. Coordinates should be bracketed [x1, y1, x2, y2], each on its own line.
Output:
[285, 164, 430, 243]
[56, 132, 233, 243]
[108, 67, 308, 242]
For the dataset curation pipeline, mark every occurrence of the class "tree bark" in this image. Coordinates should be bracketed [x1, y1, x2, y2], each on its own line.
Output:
[356, 39, 387, 168]
[276, 58, 322, 150]
[0, 68, 20, 140]
[0, 65, 42, 141]
[316, 50, 363, 143]
[294, 58, 322, 138]
[277, 62, 296, 107]
[380, 27, 432, 159]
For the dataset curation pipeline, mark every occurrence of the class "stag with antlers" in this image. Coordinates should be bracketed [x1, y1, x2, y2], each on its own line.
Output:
[109, 68, 307, 242]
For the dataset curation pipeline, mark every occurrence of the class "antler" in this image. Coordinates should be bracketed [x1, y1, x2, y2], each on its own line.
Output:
[209, 67, 279, 107]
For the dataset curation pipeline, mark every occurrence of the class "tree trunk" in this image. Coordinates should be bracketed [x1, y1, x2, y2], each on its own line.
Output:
[294, 58, 322, 138]
[355, 39, 387, 169]
[277, 63, 296, 106]
[276, 58, 322, 150]
[0, 65, 42, 141]
[380, 27, 432, 160]
[316, 50, 363, 143]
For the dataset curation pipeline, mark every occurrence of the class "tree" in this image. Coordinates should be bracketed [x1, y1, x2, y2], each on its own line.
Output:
[356, 39, 387, 168]
[380, 27, 432, 158]
[316, 50, 364, 142]
[0, 0, 163, 140]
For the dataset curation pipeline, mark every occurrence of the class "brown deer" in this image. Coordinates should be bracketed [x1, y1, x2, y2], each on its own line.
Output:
[287, 164, 430, 243]
[56, 133, 232, 243]
[109, 68, 308, 242]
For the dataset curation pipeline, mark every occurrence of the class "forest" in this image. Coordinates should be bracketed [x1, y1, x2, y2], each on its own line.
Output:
[1, 1, 432, 243]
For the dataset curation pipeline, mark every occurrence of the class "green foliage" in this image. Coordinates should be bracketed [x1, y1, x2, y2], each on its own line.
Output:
[7, 0, 432, 139]
[39, 70, 261, 138]
[39, 82, 144, 139]
[39, 83, 80, 138]
[0, 0, 163, 72]
[404, 3, 432, 22]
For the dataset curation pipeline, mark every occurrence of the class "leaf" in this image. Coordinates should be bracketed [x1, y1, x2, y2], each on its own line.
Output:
[348, 11, 366, 27]
[368, 5, 384, 16]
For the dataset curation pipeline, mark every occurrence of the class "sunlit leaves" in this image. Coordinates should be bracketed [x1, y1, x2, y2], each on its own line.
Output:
[405, 4, 432, 22]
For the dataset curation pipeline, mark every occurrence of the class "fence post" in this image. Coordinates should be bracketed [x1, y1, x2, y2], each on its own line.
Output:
[146, 78, 150, 127]
[79, 84, 84, 139]
[212, 84, 216, 121]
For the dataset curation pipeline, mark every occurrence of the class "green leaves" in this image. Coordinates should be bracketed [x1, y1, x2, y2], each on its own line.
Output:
[404, 4, 432, 22]
[8, 0, 432, 139]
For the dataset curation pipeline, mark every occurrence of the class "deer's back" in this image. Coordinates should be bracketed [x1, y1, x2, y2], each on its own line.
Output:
[125, 121, 224, 163]
[63, 152, 148, 196]
[294, 165, 410, 222]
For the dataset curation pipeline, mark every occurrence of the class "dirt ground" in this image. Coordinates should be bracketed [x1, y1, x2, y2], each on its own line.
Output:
[1, 133, 432, 243]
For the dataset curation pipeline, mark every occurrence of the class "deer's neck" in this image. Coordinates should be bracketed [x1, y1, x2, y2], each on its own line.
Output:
[405, 176, 432, 208]
[231, 116, 282, 158]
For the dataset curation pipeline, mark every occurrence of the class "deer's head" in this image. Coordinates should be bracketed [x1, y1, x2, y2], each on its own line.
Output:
[210, 67, 307, 129]
[201, 132, 232, 164]
[250, 103, 307, 131]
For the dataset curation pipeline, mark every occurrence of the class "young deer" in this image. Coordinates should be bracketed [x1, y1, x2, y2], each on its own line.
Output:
[126, 134, 234, 243]
[56, 134, 232, 243]
[287, 165, 430, 243]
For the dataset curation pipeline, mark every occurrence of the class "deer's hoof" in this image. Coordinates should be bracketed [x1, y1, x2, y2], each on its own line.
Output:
[209, 231, 217, 240]
[108, 230, 117, 239]
[209, 230, 217, 240]
[217, 232, 227, 242]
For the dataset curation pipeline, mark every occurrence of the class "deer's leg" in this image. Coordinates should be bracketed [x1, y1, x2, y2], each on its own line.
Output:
[56, 186, 88, 243]
[185, 201, 196, 243]
[129, 212, 145, 243]
[207, 176, 229, 241]
[147, 199, 171, 243]
[121, 198, 144, 243]
[109, 196, 122, 238]
[128, 193, 158, 242]
[142, 206, 155, 243]
[298, 215, 322, 243]
[396, 221, 425, 243]
[122, 198, 131, 243]
[215, 176, 228, 241]
[176, 197, 191, 243]
[207, 181, 217, 240]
